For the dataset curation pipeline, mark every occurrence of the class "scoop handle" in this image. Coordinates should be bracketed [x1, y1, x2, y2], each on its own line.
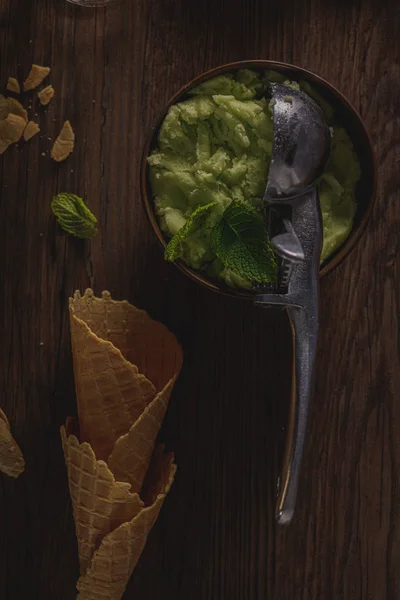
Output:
[275, 305, 318, 523]
[275, 190, 322, 524]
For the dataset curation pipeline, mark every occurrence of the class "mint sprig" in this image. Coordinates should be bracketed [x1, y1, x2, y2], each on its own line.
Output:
[51, 193, 98, 239]
[210, 201, 277, 283]
[165, 202, 216, 261]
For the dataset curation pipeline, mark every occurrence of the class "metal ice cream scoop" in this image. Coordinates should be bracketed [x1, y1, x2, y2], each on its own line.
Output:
[255, 83, 331, 525]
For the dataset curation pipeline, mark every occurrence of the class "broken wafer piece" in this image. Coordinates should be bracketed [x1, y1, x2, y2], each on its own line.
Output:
[23, 120, 40, 141]
[6, 98, 28, 122]
[63, 289, 183, 599]
[0, 408, 25, 478]
[23, 64, 50, 91]
[0, 95, 8, 120]
[51, 120, 75, 162]
[38, 84, 54, 106]
[0, 113, 27, 154]
[0, 95, 28, 122]
[6, 77, 20, 94]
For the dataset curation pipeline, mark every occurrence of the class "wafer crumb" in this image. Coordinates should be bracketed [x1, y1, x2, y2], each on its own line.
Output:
[38, 85, 55, 106]
[51, 120, 75, 162]
[23, 65, 50, 92]
[23, 121, 40, 141]
[6, 77, 20, 94]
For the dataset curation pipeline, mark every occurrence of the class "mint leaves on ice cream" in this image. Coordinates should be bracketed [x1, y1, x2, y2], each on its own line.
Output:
[148, 69, 361, 289]
[210, 202, 277, 284]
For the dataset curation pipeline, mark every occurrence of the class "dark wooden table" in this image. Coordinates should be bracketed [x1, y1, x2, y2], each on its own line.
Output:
[0, 0, 399, 598]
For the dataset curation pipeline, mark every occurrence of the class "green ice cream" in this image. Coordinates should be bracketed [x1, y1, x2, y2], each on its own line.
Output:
[148, 69, 361, 290]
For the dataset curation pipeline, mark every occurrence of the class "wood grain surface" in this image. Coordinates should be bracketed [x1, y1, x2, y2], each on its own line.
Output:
[0, 0, 399, 598]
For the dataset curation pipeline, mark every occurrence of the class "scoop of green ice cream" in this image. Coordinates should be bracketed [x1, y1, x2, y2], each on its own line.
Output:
[148, 69, 361, 290]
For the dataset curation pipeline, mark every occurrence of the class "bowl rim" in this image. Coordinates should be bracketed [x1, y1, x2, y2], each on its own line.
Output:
[140, 59, 377, 299]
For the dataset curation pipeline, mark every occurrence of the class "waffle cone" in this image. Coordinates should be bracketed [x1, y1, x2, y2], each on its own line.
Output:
[61, 423, 144, 575]
[70, 289, 183, 393]
[107, 376, 175, 493]
[76, 446, 176, 600]
[69, 290, 182, 461]
[0, 408, 25, 478]
[63, 290, 182, 598]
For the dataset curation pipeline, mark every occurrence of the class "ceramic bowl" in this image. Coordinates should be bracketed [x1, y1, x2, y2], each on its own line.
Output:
[141, 60, 377, 297]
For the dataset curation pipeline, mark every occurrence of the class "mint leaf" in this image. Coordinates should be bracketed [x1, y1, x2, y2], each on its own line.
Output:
[51, 193, 98, 239]
[210, 201, 277, 283]
[165, 202, 216, 261]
